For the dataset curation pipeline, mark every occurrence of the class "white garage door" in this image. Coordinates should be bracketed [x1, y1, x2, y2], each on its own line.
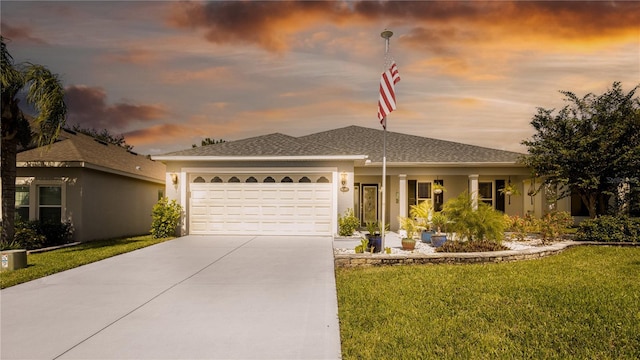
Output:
[189, 174, 333, 235]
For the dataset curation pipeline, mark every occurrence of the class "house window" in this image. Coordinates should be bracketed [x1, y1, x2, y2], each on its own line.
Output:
[479, 182, 493, 206]
[417, 182, 432, 204]
[15, 185, 30, 221]
[38, 186, 62, 224]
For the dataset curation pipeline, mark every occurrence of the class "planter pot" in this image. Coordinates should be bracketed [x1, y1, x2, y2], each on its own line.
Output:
[401, 238, 416, 250]
[421, 230, 434, 243]
[366, 234, 382, 253]
[431, 234, 447, 248]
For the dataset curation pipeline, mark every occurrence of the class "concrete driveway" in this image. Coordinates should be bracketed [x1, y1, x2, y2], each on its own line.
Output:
[1, 235, 341, 359]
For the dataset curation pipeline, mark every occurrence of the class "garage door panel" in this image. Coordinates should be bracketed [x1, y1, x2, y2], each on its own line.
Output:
[189, 178, 333, 235]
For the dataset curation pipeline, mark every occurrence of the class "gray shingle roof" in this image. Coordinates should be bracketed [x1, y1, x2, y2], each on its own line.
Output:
[300, 125, 524, 163]
[17, 129, 166, 182]
[156, 125, 524, 164]
[162, 133, 355, 157]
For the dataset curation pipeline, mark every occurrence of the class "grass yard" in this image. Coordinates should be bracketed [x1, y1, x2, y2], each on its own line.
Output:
[1, 235, 173, 289]
[336, 246, 640, 359]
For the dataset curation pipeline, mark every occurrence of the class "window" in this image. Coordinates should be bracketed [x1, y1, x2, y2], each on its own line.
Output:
[38, 186, 62, 224]
[15, 185, 30, 221]
[417, 182, 432, 203]
[479, 182, 493, 206]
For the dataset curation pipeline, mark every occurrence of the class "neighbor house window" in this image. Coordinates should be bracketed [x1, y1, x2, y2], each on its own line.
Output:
[38, 186, 62, 224]
[479, 182, 493, 206]
[15, 185, 30, 221]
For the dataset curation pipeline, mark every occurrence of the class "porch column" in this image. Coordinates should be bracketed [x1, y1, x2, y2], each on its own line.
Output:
[399, 174, 407, 218]
[469, 174, 479, 210]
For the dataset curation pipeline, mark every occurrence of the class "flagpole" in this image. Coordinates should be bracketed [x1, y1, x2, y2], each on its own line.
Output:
[380, 29, 393, 251]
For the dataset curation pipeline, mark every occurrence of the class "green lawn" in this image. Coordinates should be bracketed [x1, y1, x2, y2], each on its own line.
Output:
[336, 246, 640, 359]
[1, 235, 173, 289]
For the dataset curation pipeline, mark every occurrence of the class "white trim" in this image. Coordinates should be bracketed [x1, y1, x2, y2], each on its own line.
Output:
[181, 166, 338, 174]
[152, 155, 367, 161]
[17, 161, 164, 184]
[365, 161, 524, 167]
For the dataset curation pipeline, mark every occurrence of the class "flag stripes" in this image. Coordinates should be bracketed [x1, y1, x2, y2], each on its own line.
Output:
[377, 62, 400, 129]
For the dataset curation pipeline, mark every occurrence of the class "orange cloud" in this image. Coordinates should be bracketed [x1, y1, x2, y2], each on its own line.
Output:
[100, 49, 158, 65]
[167, 1, 639, 53]
[0, 22, 47, 44]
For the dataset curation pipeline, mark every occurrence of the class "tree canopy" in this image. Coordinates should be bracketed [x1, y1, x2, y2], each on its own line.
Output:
[69, 124, 133, 151]
[520, 82, 640, 218]
[1, 37, 67, 243]
[192, 137, 226, 148]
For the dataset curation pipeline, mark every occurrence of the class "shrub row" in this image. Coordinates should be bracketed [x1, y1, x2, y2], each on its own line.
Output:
[1, 220, 74, 250]
[576, 216, 640, 242]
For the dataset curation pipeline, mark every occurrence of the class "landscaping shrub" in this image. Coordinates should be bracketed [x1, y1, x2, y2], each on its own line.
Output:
[576, 215, 640, 242]
[504, 213, 540, 241]
[151, 198, 182, 238]
[538, 211, 574, 243]
[338, 208, 359, 237]
[37, 220, 74, 247]
[1, 220, 74, 250]
[436, 240, 509, 253]
[12, 227, 47, 250]
[444, 192, 505, 243]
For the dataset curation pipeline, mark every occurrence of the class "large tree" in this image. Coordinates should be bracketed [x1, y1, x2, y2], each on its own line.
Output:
[1, 37, 67, 243]
[521, 82, 640, 218]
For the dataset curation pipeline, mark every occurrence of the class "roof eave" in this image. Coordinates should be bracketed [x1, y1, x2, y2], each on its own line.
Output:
[17, 161, 165, 184]
[363, 161, 526, 168]
[151, 155, 368, 161]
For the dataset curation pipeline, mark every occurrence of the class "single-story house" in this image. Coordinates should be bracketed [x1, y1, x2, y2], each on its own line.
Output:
[154, 125, 573, 237]
[3, 128, 166, 242]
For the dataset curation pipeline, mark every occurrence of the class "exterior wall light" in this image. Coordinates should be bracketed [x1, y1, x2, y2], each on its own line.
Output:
[340, 172, 349, 192]
[170, 173, 179, 185]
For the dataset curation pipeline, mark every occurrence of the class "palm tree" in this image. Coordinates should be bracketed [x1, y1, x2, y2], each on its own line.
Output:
[1, 37, 67, 243]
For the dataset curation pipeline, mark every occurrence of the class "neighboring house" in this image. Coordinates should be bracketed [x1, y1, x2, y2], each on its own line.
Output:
[154, 125, 565, 237]
[3, 128, 166, 242]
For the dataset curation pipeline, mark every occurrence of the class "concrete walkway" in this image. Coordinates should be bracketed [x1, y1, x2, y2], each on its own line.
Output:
[1, 236, 341, 359]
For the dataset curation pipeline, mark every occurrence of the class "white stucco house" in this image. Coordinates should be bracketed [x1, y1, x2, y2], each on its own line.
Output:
[4, 128, 166, 242]
[153, 125, 567, 237]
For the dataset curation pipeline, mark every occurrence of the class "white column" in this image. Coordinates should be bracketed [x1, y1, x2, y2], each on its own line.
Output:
[469, 174, 479, 210]
[399, 174, 407, 218]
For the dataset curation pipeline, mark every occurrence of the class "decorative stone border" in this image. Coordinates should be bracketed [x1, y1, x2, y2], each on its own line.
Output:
[334, 241, 639, 268]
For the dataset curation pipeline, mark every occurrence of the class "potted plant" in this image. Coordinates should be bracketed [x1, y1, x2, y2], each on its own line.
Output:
[433, 183, 446, 195]
[431, 212, 448, 247]
[365, 221, 382, 253]
[398, 217, 418, 250]
[499, 182, 521, 205]
[410, 201, 434, 243]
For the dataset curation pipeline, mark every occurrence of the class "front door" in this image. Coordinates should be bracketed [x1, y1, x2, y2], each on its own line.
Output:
[361, 184, 378, 225]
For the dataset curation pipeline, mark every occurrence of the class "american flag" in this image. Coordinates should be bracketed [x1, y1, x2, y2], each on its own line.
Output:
[377, 61, 400, 129]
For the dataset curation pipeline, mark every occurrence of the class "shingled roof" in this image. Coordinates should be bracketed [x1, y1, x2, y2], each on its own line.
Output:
[155, 125, 524, 164]
[17, 129, 165, 183]
[300, 125, 525, 163]
[162, 133, 354, 157]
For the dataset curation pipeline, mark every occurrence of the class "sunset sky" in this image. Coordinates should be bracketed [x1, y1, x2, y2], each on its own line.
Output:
[2, 1, 639, 155]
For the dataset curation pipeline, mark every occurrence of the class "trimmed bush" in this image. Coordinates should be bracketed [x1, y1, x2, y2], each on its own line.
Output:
[13, 227, 47, 250]
[151, 198, 182, 239]
[436, 240, 509, 253]
[338, 208, 360, 237]
[2, 220, 74, 250]
[576, 216, 640, 242]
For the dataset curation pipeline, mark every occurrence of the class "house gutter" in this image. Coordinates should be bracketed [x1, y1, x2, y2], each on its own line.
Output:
[364, 161, 526, 168]
[17, 161, 165, 185]
[151, 155, 368, 161]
